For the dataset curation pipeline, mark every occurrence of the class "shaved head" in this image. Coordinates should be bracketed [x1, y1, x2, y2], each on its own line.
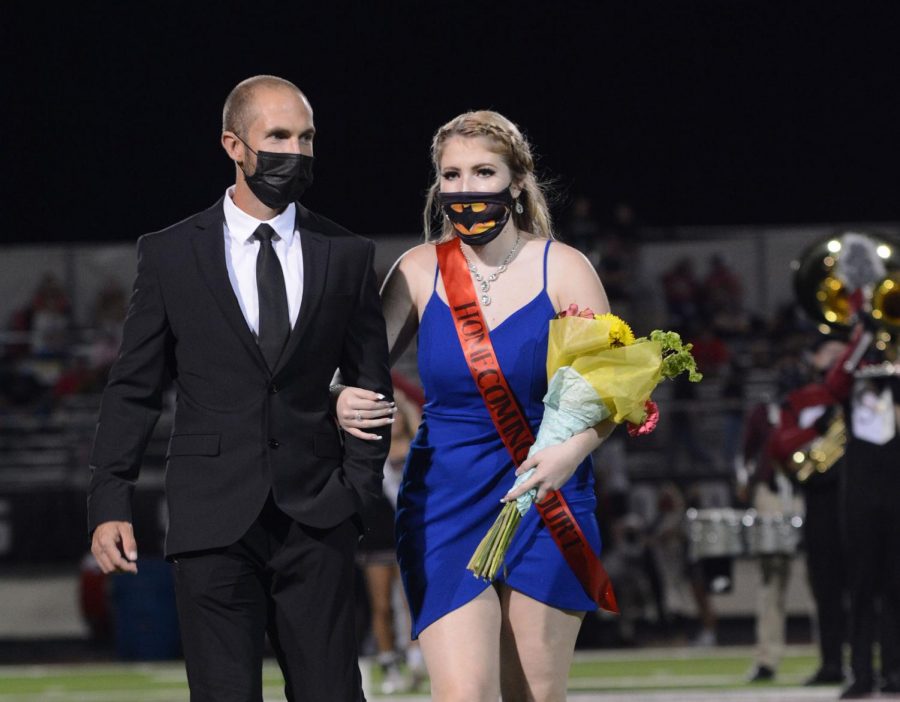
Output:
[222, 75, 308, 136]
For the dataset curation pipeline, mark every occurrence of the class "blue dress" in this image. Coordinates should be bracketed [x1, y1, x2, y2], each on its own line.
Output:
[396, 241, 602, 639]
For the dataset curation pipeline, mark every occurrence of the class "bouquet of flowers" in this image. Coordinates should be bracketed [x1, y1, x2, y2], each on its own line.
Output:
[467, 305, 702, 581]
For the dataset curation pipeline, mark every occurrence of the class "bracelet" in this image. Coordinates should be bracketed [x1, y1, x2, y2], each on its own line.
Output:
[329, 383, 346, 394]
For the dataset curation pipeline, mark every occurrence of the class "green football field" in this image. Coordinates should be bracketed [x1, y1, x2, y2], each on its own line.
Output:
[0, 646, 845, 701]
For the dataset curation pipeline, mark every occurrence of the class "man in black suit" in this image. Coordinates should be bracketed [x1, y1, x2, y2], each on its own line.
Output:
[88, 75, 392, 702]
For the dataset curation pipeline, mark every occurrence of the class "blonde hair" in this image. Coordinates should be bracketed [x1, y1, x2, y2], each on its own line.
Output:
[423, 110, 555, 242]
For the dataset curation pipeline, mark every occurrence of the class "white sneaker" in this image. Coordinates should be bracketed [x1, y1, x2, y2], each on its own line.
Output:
[691, 628, 717, 647]
[405, 646, 428, 692]
[380, 663, 408, 695]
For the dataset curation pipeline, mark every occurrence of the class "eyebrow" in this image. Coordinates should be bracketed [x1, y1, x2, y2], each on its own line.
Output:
[265, 127, 316, 138]
[441, 162, 499, 171]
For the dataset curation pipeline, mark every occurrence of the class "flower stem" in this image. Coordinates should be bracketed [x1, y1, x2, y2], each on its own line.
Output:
[467, 502, 523, 581]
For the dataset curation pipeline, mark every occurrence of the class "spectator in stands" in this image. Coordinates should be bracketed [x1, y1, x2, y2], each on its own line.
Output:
[661, 257, 700, 330]
[7, 273, 72, 358]
[666, 370, 714, 473]
[88, 280, 128, 378]
[561, 194, 601, 257]
[719, 357, 748, 474]
[687, 324, 731, 377]
[665, 322, 727, 473]
[53, 350, 96, 399]
[596, 204, 638, 311]
[0, 359, 47, 411]
[92, 279, 128, 334]
[769, 302, 818, 355]
[702, 254, 752, 339]
[702, 254, 742, 310]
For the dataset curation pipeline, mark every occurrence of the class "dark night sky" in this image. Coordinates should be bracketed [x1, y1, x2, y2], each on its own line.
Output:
[5, 1, 900, 243]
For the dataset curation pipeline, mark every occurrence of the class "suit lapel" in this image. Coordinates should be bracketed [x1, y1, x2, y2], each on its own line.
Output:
[191, 199, 270, 375]
[274, 217, 330, 375]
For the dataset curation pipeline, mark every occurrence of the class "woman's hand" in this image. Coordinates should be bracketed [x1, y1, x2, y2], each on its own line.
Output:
[334, 385, 396, 440]
[503, 440, 583, 504]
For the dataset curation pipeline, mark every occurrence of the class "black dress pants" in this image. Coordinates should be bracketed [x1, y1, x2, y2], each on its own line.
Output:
[843, 438, 900, 687]
[171, 495, 364, 702]
[802, 473, 847, 672]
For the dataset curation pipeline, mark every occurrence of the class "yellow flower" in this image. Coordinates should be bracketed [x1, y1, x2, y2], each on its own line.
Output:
[595, 313, 635, 347]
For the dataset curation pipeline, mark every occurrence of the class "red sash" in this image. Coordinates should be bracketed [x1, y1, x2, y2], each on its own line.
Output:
[436, 239, 619, 614]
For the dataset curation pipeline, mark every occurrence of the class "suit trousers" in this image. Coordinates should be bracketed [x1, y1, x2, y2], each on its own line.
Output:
[802, 475, 847, 672]
[843, 438, 900, 686]
[171, 494, 364, 702]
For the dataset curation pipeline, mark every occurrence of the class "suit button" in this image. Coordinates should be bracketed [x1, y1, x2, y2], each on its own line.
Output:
[269, 384, 279, 394]
[268, 439, 280, 449]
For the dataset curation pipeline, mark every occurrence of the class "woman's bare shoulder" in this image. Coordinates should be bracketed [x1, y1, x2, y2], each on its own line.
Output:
[546, 240, 610, 312]
[382, 243, 438, 304]
[546, 240, 595, 270]
[396, 243, 437, 272]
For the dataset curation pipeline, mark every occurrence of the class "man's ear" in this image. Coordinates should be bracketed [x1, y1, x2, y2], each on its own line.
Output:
[221, 131, 242, 162]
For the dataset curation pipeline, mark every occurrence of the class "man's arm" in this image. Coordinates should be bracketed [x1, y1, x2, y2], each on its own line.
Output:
[823, 324, 867, 401]
[768, 384, 837, 463]
[88, 235, 171, 572]
[337, 240, 393, 524]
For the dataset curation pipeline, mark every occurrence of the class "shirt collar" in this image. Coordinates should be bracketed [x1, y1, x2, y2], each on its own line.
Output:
[223, 186, 297, 245]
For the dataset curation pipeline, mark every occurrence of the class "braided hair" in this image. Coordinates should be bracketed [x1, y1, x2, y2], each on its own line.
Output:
[423, 111, 555, 242]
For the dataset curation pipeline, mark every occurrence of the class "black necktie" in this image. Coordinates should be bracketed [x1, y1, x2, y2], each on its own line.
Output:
[253, 223, 290, 371]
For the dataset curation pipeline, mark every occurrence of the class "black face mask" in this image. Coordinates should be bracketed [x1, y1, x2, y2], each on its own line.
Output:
[438, 188, 514, 246]
[236, 136, 314, 209]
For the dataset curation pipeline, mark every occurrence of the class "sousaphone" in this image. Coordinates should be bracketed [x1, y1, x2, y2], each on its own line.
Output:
[787, 231, 900, 480]
[792, 230, 900, 358]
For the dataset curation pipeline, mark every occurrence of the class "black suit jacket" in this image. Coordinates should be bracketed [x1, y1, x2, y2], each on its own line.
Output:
[87, 198, 392, 556]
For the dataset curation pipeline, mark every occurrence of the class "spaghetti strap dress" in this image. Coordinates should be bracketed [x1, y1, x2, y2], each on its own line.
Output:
[396, 240, 602, 639]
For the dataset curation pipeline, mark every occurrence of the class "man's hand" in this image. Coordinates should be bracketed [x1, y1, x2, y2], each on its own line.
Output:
[813, 404, 839, 435]
[91, 521, 139, 574]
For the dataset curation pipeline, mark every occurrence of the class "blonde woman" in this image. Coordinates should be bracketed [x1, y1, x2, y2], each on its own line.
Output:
[337, 111, 613, 702]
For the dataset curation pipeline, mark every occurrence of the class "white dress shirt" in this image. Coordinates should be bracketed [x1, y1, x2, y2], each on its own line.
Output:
[222, 187, 304, 336]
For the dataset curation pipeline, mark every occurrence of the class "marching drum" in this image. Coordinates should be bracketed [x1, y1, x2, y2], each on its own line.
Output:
[742, 510, 804, 556]
[685, 508, 745, 562]
[685, 508, 804, 560]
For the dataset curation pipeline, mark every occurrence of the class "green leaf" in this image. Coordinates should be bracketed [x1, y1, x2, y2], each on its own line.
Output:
[648, 330, 703, 382]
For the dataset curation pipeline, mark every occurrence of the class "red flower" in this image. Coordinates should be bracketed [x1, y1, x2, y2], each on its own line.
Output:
[627, 400, 659, 437]
[558, 303, 595, 319]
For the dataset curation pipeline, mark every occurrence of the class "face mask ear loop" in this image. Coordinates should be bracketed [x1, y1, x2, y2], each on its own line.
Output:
[232, 133, 259, 174]
[233, 133, 257, 155]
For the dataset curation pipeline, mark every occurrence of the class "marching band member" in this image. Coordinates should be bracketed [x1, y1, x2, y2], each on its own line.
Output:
[819, 327, 900, 699]
[768, 338, 849, 687]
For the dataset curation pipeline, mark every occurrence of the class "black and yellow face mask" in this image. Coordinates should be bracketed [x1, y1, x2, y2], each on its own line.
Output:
[438, 188, 514, 245]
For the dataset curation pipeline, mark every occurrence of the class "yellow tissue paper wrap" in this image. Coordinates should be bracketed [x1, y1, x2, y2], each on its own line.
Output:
[547, 315, 663, 424]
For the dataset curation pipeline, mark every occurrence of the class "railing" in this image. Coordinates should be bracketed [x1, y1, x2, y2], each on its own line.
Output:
[0, 393, 172, 563]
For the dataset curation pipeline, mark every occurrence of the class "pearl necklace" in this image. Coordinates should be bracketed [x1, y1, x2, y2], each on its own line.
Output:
[461, 233, 522, 306]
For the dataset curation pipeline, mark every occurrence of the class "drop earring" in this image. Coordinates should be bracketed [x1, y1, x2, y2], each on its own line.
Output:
[514, 199, 524, 214]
